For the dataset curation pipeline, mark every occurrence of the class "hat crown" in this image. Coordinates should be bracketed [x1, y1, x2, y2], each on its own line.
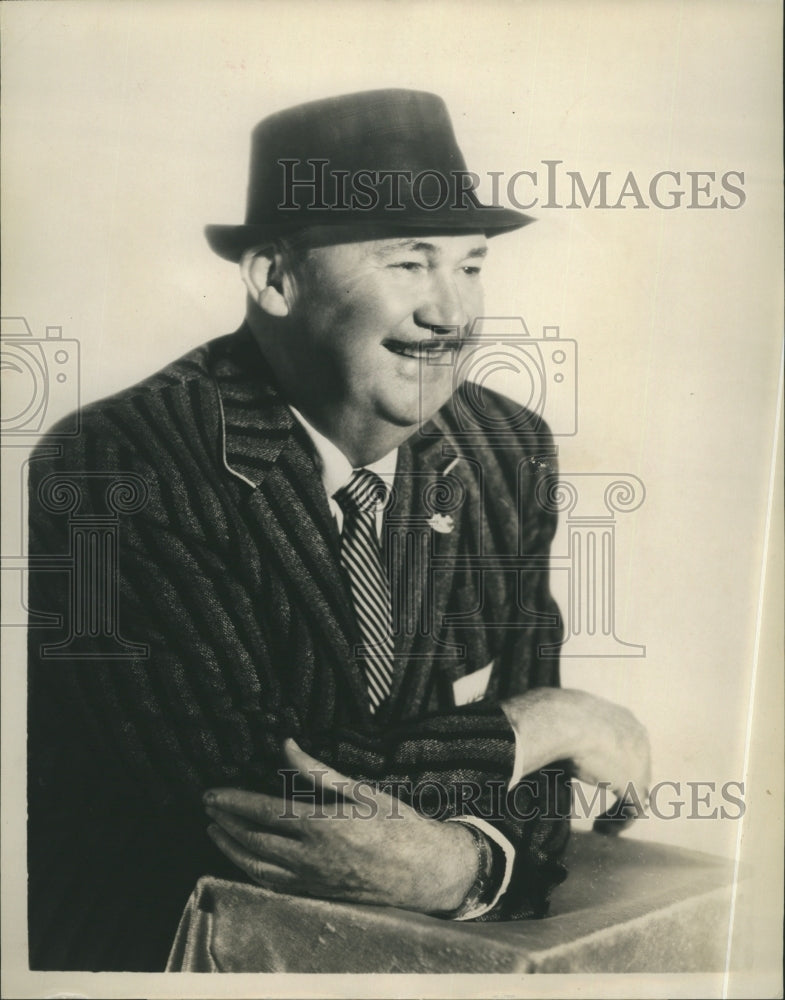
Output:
[245, 89, 467, 223]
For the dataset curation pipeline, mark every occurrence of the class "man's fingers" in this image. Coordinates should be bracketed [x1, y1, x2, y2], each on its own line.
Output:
[207, 824, 301, 891]
[203, 787, 303, 827]
[593, 787, 650, 836]
[206, 806, 302, 866]
[283, 739, 415, 815]
[283, 738, 366, 801]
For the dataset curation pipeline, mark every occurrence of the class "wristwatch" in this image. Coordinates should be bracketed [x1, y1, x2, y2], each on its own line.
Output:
[437, 821, 500, 920]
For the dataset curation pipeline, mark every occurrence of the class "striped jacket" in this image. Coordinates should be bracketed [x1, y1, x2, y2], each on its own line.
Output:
[27, 326, 570, 971]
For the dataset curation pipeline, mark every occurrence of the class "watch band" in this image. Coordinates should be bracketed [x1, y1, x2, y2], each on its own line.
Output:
[437, 821, 495, 920]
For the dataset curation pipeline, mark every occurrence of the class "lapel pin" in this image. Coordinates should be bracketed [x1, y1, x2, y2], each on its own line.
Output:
[427, 513, 455, 534]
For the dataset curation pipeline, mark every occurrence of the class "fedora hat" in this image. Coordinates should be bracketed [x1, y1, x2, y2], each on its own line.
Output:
[205, 89, 532, 261]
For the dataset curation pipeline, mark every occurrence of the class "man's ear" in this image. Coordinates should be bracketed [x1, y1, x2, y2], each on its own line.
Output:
[239, 247, 290, 317]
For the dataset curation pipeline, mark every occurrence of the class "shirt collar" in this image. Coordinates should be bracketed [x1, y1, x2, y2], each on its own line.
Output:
[289, 406, 398, 499]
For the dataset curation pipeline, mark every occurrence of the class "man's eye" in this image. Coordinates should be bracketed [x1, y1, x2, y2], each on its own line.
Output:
[392, 261, 424, 272]
[462, 266, 482, 276]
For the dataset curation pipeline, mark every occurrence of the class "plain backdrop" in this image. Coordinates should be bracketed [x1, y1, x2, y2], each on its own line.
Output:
[1, 2, 782, 996]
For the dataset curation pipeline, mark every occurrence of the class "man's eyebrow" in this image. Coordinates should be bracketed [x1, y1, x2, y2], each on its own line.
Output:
[374, 240, 488, 259]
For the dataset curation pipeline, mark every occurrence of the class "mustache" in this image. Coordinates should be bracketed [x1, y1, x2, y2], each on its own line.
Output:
[428, 323, 474, 341]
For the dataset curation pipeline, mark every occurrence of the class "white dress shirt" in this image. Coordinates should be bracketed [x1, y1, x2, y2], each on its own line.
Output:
[289, 406, 516, 919]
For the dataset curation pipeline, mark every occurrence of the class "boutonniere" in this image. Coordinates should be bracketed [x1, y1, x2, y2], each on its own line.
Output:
[427, 513, 454, 534]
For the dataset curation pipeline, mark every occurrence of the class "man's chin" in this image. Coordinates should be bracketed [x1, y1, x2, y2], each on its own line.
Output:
[377, 388, 455, 430]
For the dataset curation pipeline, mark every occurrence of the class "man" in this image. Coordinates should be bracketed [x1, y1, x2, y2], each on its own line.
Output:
[27, 89, 649, 971]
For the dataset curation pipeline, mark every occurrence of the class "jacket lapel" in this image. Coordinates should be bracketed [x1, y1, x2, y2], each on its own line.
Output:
[211, 329, 374, 721]
[377, 420, 467, 722]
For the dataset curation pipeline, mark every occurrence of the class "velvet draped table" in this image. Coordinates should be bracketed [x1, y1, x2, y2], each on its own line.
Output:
[167, 832, 745, 974]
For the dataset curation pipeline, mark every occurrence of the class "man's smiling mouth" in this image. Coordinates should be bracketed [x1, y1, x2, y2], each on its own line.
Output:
[383, 338, 462, 359]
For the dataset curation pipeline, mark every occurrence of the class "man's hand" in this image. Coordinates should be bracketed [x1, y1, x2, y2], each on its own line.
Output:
[501, 687, 651, 831]
[203, 739, 478, 913]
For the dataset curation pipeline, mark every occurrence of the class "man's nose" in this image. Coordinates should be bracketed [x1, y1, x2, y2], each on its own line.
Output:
[413, 273, 467, 332]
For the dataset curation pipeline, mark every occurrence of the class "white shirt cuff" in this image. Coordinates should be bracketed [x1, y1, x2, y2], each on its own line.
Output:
[446, 815, 515, 920]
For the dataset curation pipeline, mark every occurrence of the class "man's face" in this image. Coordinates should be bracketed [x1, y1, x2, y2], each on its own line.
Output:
[281, 232, 487, 432]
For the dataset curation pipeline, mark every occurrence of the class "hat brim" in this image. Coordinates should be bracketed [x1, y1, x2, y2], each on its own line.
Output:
[205, 206, 533, 262]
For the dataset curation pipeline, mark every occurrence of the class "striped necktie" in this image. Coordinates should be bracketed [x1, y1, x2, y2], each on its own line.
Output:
[333, 469, 394, 712]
